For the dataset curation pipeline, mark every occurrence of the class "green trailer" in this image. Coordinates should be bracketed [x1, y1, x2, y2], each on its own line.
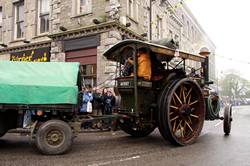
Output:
[0, 61, 83, 155]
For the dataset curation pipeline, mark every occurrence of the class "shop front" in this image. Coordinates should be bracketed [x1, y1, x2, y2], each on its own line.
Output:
[64, 35, 100, 87]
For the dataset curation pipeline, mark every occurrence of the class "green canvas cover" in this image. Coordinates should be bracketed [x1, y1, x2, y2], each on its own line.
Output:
[0, 61, 80, 104]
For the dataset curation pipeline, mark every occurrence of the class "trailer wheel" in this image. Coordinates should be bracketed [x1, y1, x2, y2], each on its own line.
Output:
[158, 78, 205, 145]
[223, 104, 232, 135]
[35, 120, 73, 155]
[119, 118, 155, 137]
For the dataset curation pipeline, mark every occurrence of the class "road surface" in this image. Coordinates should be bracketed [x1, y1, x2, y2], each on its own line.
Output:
[0, 106, 249, 166]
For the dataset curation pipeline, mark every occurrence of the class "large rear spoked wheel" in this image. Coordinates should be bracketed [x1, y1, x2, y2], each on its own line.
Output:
[159, 78, 205, 145]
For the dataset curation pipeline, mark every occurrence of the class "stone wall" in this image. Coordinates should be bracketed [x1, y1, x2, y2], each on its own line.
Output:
[0, 0, 51, 47]
[97, 30, 122, 87]
[0, 53, 10, 60]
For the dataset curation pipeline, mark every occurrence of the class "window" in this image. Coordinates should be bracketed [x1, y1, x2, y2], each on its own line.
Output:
[38, 0, 50, 34]
[80, 64, 97, 87]
[181, 15, 185, 24]
[14, 1, 24, 39]
[127, 0, 138, 20]
[181, 15, 185, 35]
[73, 0, 92, 16]
[0, 7, 2, 41]
[186, 21, 190, 38]
[79, 0, 92, 14]
[157, 16, 162, 39]
[169, 30, 173, 38]
[174, 34, 179, 47]
[191, 26, 194, 41]
[128, 0, 134, 18]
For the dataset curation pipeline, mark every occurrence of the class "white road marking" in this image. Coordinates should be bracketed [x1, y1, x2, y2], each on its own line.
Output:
[119, 155, 140, 162]
[88, 155, 141, 166]
[201, 120, 224, 136]
[214, 121, 223, 127]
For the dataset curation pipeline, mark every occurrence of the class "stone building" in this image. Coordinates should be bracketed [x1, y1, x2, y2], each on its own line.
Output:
[0, 0, 216, 87]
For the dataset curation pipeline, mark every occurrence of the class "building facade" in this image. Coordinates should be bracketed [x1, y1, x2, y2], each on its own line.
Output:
[0, 0, 216, 87]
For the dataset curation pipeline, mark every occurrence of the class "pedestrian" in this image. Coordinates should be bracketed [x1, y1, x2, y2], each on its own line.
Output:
[101, 87, 108, 115]
[80, 85, 93, 114]
[102, 88, 115, 130]
[92, 87, 103, 116]
[102, 88, 115, 115]
[80, 85, 93, 129]
[91, 87, 104, 129]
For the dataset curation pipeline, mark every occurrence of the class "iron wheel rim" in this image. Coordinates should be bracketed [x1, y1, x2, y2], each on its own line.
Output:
[166, 79, 205, 145]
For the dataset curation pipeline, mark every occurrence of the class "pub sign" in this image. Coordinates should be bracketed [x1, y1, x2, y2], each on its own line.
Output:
[10, 47, 51, 62]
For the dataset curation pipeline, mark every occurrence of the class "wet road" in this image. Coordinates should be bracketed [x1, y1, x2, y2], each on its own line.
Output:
[0, 106, 249, 166]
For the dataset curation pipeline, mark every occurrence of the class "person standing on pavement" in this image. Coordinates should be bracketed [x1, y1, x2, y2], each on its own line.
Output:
[101, 88, 115, 130]
[92, 87, 103, 116]
[102, 89, 115, 115]
[80, 85, 93, 114]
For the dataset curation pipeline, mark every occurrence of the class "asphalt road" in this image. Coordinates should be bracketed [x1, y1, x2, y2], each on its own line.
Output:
[0, 105, 249, 166]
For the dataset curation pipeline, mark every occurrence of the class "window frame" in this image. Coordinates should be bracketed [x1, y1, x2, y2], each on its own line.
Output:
[127, 0, 139, 21]
[14, 1, 25, 39]
[80, 64, 97, 87]
[37, 0, 50, 35]
[157, 16, 163, 39]
[72, 0, 92, 17]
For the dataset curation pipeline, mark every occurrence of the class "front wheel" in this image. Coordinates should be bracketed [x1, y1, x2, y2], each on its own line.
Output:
[223, 104, 232, 135]
[35, 120, 73, 155]
[119, 118, 156, 137]
[158, 78, 205, 145]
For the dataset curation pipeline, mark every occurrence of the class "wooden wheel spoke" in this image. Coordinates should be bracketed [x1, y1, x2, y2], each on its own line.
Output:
[175, 120, 183, 133]
[180, 123, 184, 138]
[190, 114, 199, 119]
[185, 121, 193, 132]
[172, 95, 177, 105]
[174, 92, 183, 105]
[169, 112, 174, 116]
[189, 100, 198, 106]
[186, 88, 192, 99]
[171, 116, 179, 122]
[188, 116, 192, 124]
[183, 89, 186, 104]
[170, 105, 179, 110]
[188, 95, 192, 104]
[183, 120, 187, 136]
[179, 86, 183, 101]
[173, 120, 177, 132]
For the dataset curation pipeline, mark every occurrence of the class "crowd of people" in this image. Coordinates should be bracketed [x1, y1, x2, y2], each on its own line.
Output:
[79, 85, 116, 130]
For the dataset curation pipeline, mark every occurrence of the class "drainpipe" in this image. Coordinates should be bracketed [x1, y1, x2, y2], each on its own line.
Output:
[149, 0, 153, 40]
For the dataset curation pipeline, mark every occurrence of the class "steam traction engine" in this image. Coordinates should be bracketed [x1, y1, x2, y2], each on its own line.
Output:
[104, 39, 232, 145]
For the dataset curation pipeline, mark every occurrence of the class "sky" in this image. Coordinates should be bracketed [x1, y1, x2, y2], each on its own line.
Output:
[185, 0, 250, 80]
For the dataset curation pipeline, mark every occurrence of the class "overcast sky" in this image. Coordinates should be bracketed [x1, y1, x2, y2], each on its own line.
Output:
[186, 0, 250, 80]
